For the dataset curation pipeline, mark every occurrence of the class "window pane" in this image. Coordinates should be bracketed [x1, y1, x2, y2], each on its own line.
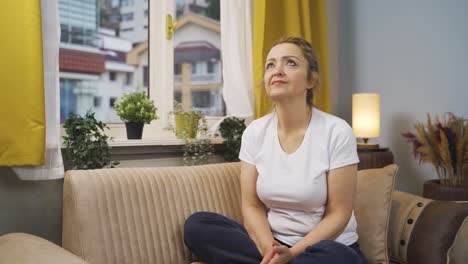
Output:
[59, 0, 149, 123]
[173, 0, 225, 116]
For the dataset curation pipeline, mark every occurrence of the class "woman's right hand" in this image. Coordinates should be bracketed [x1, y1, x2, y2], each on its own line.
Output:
[260, 241, 281, 264]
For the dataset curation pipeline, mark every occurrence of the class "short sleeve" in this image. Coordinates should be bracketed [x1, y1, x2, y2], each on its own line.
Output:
[238, 124, 256, 165]
[329, 121, 360, 170]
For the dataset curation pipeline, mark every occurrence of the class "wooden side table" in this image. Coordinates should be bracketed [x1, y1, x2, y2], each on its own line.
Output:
[357, 147, 394, 170]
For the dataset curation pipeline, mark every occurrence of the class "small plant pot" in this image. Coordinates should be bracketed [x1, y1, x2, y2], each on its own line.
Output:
[174, 113, 199, 139]
[423, 180, 468, 201]
[125, 122, 144, 139]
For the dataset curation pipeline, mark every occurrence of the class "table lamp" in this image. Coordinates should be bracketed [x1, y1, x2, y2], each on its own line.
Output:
[352, 93, 380, 149]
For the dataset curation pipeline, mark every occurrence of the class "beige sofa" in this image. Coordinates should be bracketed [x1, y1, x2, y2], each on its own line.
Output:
[0, 163, 467, 264]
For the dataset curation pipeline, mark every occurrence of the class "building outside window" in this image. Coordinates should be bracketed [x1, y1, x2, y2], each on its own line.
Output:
[59, 0, 140, 124]
[59, 0, 225, 136]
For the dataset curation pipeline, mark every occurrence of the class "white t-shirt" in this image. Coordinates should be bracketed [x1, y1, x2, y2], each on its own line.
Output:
[239, 107, 360, 246]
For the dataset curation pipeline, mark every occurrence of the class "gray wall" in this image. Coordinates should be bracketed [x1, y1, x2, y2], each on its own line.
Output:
[335, 0, 468, 194]
[0, 168, 63, 245]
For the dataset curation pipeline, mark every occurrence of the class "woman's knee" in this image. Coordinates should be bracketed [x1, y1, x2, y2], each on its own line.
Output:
[184, 212, 211, 236]
[184, 212, 220, 243]
[301, 240, 364, 264]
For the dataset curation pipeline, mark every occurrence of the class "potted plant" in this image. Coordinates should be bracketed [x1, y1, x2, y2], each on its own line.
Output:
[218, 117, 246, 162]
[402, 112, 468, 200]
[170, 101, 205, 139]
[62, 111, 119, 170]
[167, 101, 214, 166]
[114, 92, 158, 139]
[182, 138, 214, 166]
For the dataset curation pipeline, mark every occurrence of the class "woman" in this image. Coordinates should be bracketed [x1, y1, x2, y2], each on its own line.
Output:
[184, 37, 367, 264]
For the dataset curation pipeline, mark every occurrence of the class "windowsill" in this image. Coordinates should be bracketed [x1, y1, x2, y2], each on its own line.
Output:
[62, 136, 227, 170]
[106, 136, 226, 158]
[109, 137, 225, 147]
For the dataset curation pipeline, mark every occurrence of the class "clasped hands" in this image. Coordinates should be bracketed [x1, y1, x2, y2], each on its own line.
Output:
[260, 241, 296, 264]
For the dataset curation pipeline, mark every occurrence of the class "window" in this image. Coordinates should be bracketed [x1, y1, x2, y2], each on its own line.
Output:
[71, 26, 84, 45]
[174, 64, 181, 75]
[59, 0, 226, 137]
[59, 0, 148, 125]
[60, 24, 69, 43]
[120, 0, 133, 7]
[174, 7, 225, 116]
[110, 14, 120, 23]
[125, 72, 133, 85]
[191, 62, 197, 74]
[207, 61, 214, 73]
[94, 96, 102, 107]
[121, 13, 134, 22]
[192, 91, 211, 108]
[110, 97, 117, 108]
[109, 71, 117, 81]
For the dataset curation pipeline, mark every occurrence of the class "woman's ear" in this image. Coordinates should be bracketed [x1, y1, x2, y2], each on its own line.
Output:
[307, 72, 319, 89]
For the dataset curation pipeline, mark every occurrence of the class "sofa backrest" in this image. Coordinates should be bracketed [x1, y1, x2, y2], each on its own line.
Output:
[63, 162, 397, 264]
[63, 163, 243, 264]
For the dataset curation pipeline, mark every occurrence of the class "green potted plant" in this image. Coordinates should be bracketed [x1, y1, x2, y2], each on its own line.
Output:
[170, 101, 205, 139]
[167, 101, 214, 165]
[218, 117, 246, 162]
[62, 111, 119, 170]
[114, 92, 158, 139]
[402, 112, 468, 200]
[182, 138, 214, 166]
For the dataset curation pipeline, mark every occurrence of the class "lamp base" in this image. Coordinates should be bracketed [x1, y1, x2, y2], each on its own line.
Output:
[357, 142, 379, 149]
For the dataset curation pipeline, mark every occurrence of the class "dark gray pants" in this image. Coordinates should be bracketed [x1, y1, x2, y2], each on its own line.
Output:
[184, 212, 367, 264]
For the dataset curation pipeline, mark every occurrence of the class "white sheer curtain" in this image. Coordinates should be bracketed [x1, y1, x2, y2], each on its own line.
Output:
[12, 0, 64, 180]
[220, 0, 255, 118]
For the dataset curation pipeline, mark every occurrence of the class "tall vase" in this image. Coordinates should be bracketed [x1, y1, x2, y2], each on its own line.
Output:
[174, 113, 199, 139]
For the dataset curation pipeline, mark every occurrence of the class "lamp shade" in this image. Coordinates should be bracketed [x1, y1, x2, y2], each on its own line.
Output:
[352, 93, 380, 138]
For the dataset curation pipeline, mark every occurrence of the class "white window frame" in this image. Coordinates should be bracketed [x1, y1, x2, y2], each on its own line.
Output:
[103, 0, 224, 141]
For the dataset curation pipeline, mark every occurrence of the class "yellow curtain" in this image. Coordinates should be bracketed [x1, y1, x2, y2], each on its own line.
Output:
[253, 0, 330, 118]
[0, 2, 45, 166]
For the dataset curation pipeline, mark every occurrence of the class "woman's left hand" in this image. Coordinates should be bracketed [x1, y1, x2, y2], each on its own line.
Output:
[267, 245, 295, 264]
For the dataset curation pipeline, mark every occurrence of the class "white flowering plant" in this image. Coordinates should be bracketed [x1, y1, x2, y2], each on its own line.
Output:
[114, 92, 158, 123]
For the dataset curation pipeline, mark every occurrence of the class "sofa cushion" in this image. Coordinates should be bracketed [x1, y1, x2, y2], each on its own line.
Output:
[355, 164, 398, 264]
[0, 233, 88, 264]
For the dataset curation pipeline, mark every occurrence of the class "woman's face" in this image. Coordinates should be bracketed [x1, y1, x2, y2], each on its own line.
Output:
[263, 43, 314, 104]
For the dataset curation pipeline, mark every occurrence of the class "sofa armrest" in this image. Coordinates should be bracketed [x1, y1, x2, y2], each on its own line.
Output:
[0, 233, 88, 264]
[388, 191, 468, 264]
[388, 191, 432, 263]
[448, 207, 468, 264]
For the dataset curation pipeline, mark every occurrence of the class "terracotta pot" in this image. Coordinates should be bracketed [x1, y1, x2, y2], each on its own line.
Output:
[423, 180, 468, 201]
